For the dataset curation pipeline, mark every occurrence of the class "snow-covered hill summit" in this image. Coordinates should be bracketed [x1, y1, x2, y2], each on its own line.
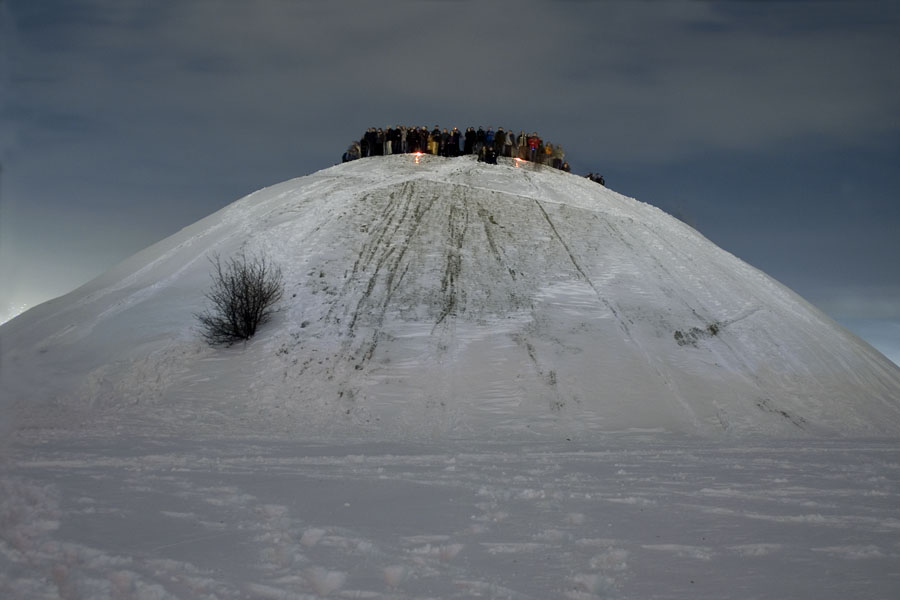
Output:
[3, 154, 899, 440]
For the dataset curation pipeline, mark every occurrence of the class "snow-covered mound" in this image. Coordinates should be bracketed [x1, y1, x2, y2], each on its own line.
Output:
[2, 154, 899, 439]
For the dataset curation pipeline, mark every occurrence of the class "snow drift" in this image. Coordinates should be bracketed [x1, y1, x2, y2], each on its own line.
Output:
[2, 154, 899, 439]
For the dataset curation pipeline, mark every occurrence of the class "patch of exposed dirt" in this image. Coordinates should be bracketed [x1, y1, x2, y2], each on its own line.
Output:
[674, 322, 722, 347]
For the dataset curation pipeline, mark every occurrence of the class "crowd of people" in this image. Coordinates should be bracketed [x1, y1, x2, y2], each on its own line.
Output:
[342, 126, 571, 172]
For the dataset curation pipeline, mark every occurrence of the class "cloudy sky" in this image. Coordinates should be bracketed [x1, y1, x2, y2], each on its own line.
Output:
[1, 0, 898, 363]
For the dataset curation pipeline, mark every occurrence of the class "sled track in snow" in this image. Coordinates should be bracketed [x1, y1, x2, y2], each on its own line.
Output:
[436, 192, 470, 326]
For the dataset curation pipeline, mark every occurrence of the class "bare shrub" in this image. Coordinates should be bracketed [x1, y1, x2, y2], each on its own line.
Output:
[196, 251, 284, 345]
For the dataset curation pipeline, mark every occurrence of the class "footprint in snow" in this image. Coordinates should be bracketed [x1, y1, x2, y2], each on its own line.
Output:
[305, 566, 346, 596]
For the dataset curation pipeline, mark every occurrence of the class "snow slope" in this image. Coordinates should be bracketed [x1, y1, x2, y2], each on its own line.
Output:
[2, 154, 899, 440]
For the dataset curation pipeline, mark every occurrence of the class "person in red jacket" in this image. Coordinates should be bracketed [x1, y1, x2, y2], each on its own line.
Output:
[527, 133, 540, 162]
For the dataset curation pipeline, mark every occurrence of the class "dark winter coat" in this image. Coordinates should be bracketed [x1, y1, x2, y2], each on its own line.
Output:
[390, 127, 402, 154]
[494, 129, 506, 151]
[464, 128, 476, 154]
[364, 129, 378, 157]
[407, 129, 420, 153]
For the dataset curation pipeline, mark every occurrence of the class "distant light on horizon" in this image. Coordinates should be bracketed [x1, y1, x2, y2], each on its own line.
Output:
[1, 303, 28, 325]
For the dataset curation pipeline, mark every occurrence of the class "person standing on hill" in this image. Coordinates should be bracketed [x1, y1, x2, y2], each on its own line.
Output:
[374, 128, 385, 156]
[551, 144, 564, 169]
[494, 128, 506, 155]
[384, 126, 394, 155]
[464, 127, 476, 154]
[429, 126, 441, 155]
[391, 126, 402, 154]
[503, 128, 515, 157]
[364, 128, 377, 157]
[450, 127, 461, 156]
[406, 127, 418, 153]
[527, 132, 540, 161]
[541, 141, 553, 165]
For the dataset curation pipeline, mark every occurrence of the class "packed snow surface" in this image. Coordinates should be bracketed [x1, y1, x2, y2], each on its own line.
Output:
[2, 436, 900, 599]
[2, 155, 900, 598]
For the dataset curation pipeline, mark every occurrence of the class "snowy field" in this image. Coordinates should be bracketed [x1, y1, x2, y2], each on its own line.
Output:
[3, 434, 899, 599]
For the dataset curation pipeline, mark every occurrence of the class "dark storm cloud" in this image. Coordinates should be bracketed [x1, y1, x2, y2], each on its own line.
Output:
[1, 0, 898, 361]
[7, 1, 899, 164]
[11, 1, 898, 154]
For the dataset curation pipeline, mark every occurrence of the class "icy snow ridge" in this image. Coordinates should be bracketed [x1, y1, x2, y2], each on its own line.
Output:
[2, 154, 899, 439]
